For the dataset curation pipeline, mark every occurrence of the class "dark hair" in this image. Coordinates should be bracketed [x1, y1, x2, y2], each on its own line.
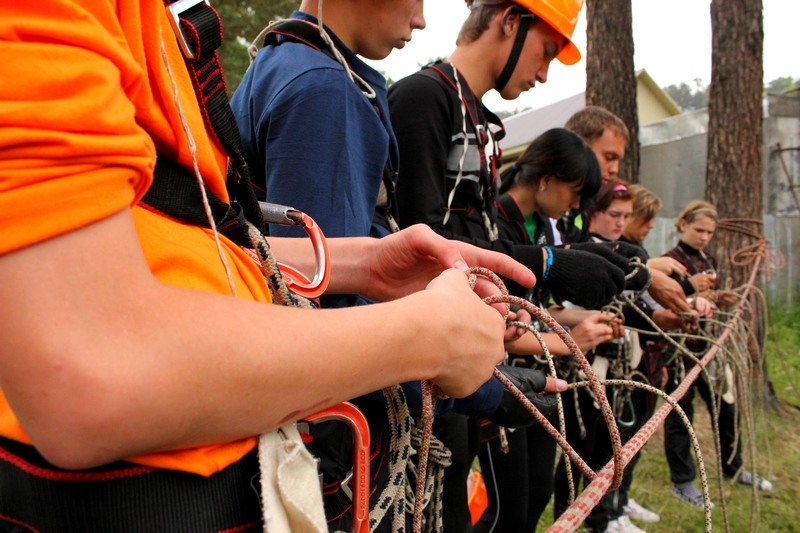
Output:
[499, 128, 602, 199]
[565, 105, 630, 144]
[458, 1, 536, 45]
[587, 177, 633, 218]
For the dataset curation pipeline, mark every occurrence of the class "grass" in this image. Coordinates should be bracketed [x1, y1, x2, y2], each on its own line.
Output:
[530, 304, 800, 533]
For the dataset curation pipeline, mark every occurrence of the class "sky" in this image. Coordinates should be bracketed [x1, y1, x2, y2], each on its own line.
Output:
[364, 0, 800, 114]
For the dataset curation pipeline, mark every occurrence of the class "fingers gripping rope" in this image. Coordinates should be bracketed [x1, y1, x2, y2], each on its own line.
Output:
[476, 267, 626, 492]
[410, 268, 626, 533]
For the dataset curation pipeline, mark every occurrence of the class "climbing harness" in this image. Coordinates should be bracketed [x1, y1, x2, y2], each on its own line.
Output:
[428, 62, 504, 240]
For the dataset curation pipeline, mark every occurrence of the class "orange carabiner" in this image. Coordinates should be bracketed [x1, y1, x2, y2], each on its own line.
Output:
[303, 402, 371, 533]
[260, 202, 331, 299]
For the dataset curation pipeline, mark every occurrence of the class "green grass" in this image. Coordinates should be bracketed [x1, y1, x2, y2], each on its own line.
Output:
[531, 305, 800, 533]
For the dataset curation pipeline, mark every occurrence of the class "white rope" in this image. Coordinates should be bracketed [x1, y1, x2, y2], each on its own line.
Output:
[159, 32, 237, 297]
[443, 61, 468, 227]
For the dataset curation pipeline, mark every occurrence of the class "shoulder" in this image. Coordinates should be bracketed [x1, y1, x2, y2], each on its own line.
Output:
[389, 70, 453, 107]
[246, 42, 348, 98]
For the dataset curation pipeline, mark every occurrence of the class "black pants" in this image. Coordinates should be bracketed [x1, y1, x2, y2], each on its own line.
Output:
[553, 387, 609, 531]
[473, 415, 558, 533]
[434, 412, 482, 532]
[663, 367, 742, 483]
[591, 381, 654, 523]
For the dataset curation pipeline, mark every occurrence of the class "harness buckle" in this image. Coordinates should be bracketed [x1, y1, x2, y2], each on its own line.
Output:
[166, 0, 210, 60]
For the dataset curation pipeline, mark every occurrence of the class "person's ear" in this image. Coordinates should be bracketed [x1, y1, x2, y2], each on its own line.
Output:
[678, 220, 686, 233]
[500, 7, 519, 36]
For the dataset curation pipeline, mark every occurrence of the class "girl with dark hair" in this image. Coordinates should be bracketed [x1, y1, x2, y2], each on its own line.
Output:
[475, 129, 620, 533]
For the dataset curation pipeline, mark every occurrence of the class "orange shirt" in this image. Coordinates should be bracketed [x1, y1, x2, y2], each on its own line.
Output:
[0, 0, 271, 476]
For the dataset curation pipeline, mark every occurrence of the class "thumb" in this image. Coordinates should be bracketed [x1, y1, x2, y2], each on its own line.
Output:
[545, 377, 568, 393]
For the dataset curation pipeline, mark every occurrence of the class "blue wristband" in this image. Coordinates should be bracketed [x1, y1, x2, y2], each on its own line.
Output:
[543, 246, 554, 282]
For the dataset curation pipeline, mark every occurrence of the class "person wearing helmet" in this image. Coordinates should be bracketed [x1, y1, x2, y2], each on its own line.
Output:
[385, 1, 654, 530]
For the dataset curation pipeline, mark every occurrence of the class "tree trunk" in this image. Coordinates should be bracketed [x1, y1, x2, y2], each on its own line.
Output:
[585, 0, 639, 183]
[705, 0, 764, 290]
[705, 0, 770, 409]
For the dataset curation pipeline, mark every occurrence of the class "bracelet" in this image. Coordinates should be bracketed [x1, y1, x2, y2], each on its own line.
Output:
[543, 246, 554, 282]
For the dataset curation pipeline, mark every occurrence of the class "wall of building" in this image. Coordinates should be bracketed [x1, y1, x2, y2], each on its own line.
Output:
[639, 95, 800, 305]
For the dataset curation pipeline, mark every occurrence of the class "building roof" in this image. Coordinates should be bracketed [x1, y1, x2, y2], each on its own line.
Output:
[498, 69, 682, 161]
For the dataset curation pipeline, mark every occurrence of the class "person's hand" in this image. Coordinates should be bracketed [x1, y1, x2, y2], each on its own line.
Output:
[504, 308, 532, 342]
[569, 241, 650, 291]
[648, 269, 692, 314]
[420, 269, 508, 398]
[647, 257, 688, 278]
[693, 296, 715, 317]
[716, 291, 739, 307]
[544, 247, 625, 309]
[358, 224, 536, 303]
[690, 273, 715, 293]
[569, 311, 619, 352]
[489, 366, 568, 428]
[652, 309, 686, 330]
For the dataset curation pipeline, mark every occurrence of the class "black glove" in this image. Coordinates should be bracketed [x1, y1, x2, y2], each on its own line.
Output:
[489, 366, 558, 428]
[569, 241, 650, 291]
[544, 247, 626, 309]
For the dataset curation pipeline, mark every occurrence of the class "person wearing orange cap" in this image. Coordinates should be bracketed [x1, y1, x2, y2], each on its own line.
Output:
[384, 1, 642, 530]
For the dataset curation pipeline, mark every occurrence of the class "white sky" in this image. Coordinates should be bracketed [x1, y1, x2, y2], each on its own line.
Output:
[364, 0, 800, 114]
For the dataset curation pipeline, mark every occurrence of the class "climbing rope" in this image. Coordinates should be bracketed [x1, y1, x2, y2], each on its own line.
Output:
[409, 267, 627, 533]
[547, 254, 764, 533]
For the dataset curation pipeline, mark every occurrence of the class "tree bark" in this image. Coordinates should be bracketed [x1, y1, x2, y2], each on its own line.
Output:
[585, 0, 639, 183]
[705, 0, 764, 289]
[705, 0, 770, 408]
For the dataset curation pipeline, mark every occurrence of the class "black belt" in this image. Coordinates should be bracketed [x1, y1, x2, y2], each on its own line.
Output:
[0, 437, 261, 533]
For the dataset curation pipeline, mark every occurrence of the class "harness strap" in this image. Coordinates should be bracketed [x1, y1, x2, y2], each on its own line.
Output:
[164, 0, 266, 234]
[263, 19, 333, 58]
[0, 436, 261, 533]
[495, 10, 532, 93]
[142, 154, 253, 247]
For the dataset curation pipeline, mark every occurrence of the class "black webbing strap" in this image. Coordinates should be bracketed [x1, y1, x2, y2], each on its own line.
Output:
[141, 154, 253, 247]
[262, 18, 334, 60]
[163, 0, 265, 235]
[0, 436, 261, 533]
[495, 11, 533, 93]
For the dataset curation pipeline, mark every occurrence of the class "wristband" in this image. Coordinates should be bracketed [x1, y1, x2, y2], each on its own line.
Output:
[542, 246, 554, 282]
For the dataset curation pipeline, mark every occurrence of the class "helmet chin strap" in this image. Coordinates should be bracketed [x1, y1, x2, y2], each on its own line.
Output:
[495, 11, 533, 93]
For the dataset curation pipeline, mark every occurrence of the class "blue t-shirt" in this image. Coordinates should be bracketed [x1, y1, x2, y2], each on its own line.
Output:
[230, 13, 502, 417]
[231, 11, 397, 241]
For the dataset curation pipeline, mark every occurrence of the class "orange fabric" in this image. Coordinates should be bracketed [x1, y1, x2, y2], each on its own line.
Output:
[0, 0, 272, 476]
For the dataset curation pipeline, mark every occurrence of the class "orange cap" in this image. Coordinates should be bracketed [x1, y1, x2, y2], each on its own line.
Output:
[471, 0, 584, 65]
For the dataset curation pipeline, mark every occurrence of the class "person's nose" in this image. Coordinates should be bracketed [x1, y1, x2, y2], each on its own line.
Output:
[536, 60, 551, 84]
[412, 0, 426, 30]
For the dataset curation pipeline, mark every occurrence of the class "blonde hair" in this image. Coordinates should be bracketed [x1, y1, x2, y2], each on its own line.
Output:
[629, 184, 662, 222]
[676, 200, 718, 232]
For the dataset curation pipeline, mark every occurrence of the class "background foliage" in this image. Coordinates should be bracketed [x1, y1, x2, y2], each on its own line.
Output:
[215, 0, 301, 94]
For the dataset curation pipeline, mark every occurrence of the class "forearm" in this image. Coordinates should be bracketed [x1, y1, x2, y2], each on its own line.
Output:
[267, 234, 374, 295]
[546, 306, 595, 328]
[506, 331, 570, 356]
[0, 211, 456, 469]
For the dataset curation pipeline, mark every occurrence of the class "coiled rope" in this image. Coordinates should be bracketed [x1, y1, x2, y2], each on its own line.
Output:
[546, 254, 763, 533]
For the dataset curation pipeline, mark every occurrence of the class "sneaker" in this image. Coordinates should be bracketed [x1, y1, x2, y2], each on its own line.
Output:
[670, 483, 715, 509]
[623, 498, 660, 523]
[736, 471, 774, 491]
[606, 515, 647, 533]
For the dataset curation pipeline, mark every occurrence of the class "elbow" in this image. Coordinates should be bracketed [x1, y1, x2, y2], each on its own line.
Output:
[6, 350, 133, 471]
